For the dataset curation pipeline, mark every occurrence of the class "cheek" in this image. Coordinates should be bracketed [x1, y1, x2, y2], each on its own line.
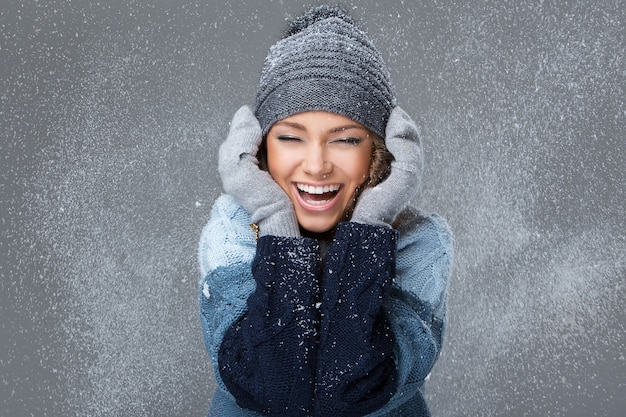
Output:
[266, 141, 281, 175]
[266, 143, 293, 186]
[350, 148, 373, 184]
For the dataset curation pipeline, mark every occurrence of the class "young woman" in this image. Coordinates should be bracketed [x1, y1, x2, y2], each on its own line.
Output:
[199, 6, 453, 416]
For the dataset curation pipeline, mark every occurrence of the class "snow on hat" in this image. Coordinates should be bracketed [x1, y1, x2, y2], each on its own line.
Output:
[254, 5, 396, 139]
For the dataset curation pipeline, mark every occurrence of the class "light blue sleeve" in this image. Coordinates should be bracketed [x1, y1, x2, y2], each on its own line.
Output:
[372, 208, 454, 415]
[198, 194, 256, 280]
[198, 194, 257, 391]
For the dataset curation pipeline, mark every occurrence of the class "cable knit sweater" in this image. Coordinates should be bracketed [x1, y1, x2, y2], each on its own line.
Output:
[199, 194, 453, 417]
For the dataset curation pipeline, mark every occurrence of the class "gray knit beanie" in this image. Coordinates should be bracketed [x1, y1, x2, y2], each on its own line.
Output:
[254, 5, 396, 139]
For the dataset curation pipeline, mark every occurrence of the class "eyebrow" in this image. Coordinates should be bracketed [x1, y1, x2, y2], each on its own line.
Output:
[273, 121, 367, 134]
[273, 121, 306, 131]
[329, 124, 367, 133]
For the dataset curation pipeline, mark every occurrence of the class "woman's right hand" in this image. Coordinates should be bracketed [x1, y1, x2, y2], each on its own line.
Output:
[218, 106, 300, 237]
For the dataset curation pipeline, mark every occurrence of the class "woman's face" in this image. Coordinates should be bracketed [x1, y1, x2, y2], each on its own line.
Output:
[266, 111, 374, 233]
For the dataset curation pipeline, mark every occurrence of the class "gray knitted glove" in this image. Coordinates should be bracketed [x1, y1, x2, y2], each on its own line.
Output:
[218, 105, 300, 237]
[351, 106, 423, 227]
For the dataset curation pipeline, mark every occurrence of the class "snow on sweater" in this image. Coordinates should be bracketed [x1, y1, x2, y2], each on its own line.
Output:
[199, 194, 453, 417]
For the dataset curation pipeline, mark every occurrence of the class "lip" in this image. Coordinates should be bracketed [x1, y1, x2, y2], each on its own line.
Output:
[291, 182, 343, 212]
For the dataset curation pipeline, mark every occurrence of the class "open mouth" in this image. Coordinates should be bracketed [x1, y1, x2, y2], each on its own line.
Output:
[295, 183, 341, 207]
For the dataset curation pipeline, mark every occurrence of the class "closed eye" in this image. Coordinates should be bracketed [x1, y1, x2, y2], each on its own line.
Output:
[276, 135, 303, 142]
[332, 137, 363, 145]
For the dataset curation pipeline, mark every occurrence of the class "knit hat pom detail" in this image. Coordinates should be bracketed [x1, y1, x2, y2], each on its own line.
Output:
[285, 5, 356, 37]
[256, 5, 396, 138]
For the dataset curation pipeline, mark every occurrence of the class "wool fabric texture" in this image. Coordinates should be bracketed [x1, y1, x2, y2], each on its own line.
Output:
[218, 105, 301, 237]
[254, 5, 396, 139]
[217, 225, 398, 416]
[199, 195, 454, 416]
[219, 235, 322, 416]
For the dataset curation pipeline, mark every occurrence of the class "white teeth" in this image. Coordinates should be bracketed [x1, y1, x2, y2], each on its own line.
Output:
[306, 198, 332, 206]
[296, 183, 340, 194]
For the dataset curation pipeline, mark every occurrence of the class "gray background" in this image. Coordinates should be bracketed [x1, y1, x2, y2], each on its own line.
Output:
[1, 0, 625, 416]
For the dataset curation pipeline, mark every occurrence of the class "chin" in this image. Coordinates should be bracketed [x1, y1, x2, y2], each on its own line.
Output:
[297, 216, 339, 234]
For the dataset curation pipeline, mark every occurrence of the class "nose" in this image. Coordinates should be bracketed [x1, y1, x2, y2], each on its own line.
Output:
[302, 144, 332, 178]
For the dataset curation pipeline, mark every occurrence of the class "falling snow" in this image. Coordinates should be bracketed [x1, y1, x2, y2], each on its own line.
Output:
[2, 1, 624, 417]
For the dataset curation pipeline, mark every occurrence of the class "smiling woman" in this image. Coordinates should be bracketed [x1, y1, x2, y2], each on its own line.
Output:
[199, 5, 453, 417]
[265, 112, 374, 233]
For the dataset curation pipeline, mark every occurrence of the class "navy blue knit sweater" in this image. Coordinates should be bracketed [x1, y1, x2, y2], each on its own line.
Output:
[218, 223, 397, 416]
[199, 195, 453, 417]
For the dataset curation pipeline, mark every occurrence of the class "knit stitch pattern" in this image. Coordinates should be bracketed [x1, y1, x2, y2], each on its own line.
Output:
[199, 195, 454, 416]
[219, 235, 321, 416]
[314, 223, 398, 416]
[254, 6, 396, 138]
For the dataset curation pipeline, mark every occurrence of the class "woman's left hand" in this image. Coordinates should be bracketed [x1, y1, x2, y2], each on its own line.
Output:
[352, 106, 423, 227]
